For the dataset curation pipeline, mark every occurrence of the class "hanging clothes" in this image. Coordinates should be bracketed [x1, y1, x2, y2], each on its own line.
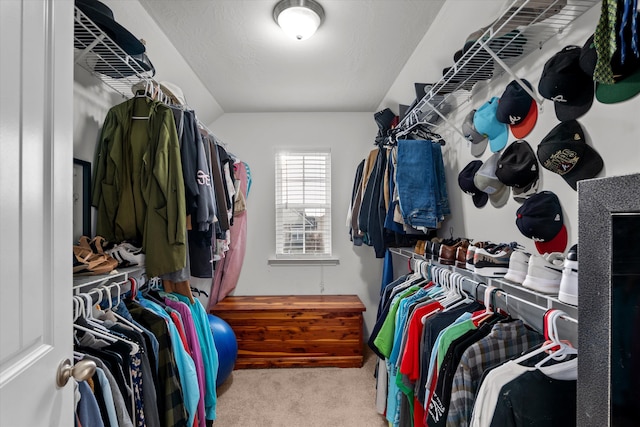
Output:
[370, 261, 578, 427]
[92, 95, 187, 277]
[209, 159, 249, 306]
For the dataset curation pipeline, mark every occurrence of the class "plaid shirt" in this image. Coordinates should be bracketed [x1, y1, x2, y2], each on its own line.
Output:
[445, 319, 543, 427]
[127, 301, 189, 427]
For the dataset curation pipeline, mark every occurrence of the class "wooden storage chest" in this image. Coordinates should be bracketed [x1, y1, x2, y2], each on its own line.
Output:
[210, 295, 366, 369]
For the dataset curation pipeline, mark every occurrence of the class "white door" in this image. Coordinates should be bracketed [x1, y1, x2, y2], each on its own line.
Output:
[0, 0, 75, 426]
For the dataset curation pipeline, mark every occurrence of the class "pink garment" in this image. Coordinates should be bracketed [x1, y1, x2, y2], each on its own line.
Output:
[209, 161, 248, 307]
[164, 297, 207, 427]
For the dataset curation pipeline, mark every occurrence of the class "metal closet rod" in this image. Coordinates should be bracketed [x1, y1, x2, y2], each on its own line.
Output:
[392, 248, 578, 339]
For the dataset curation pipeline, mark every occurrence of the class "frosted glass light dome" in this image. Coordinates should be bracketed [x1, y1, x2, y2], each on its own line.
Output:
[273, 0, 325, 41]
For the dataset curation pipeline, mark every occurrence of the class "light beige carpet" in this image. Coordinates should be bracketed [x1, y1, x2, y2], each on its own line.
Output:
[214, 349, 388, 426]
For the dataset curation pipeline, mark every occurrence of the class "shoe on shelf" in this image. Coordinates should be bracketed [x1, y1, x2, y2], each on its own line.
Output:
[439, 239, 469, 266]
[504, 250, 531, 284]
[456, 245, 468, 269]
[425, 238, 443, 261]
[106, 242, 145, 267]
[474, 242, 517, 277]
[465, 241, 492, 270]
[522, 252, 565, 294]
[558, 244, 578, 306]
[414, 240, 426, 256]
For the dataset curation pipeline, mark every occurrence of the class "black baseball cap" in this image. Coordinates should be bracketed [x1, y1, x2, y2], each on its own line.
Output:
[496, 140, 539, 202]
[538, 45, 594, 121]
[496, 79, 538, 138]
[458, 160, 489, 208]
[537, 120, 604, 190]
[516, 191, 568, 254]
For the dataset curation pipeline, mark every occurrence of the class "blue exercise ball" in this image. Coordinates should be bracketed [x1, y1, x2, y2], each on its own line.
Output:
[207, 314, 238, 387]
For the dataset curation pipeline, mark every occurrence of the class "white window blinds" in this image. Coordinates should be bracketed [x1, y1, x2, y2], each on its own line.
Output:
[275, 149, 331, 257]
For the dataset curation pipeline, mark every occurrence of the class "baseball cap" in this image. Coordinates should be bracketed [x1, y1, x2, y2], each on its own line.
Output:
[496, 140, 539, 202]
[538, 45, 594, 121]
[496, 79, 538, 138]
[462, 109, 488, 157]
[595, 12, 640, 104]
[458, 160, 489, 208]
[537, 120, 604, 190]
[516, 191, 568, 254]
[473, 97, 508, 152]
[579, 34, 596, 77]
[473, 152, 510, 208]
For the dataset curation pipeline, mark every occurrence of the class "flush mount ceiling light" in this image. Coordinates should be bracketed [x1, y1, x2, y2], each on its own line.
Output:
[273, 0, 325, 41]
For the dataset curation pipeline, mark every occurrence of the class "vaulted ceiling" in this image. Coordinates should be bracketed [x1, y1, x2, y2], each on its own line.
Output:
[138, 0, 448, 113]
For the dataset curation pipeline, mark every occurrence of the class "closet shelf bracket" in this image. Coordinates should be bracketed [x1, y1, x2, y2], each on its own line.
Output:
[395, 0, 600, 138]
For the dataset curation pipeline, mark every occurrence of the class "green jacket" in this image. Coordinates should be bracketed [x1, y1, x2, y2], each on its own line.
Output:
[92, 96, 186, 277]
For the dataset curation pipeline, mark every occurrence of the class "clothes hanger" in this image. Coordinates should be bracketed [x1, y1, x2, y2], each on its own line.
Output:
[73, 316, 118, 344]
[131, 79, 152, 120]
[80, 291, 111, 333]
[102, 281, 144, 333]
[533, 310, 577, 367]
[512, 309, 577, 366]
[443, 273, 474, 311]
[471, 284, 497, 323]
[77, 289, 143, 352]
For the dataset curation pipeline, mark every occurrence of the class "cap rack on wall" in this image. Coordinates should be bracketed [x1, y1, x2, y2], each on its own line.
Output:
[74, 6, 155, 98]
[397, 0, 601, 139]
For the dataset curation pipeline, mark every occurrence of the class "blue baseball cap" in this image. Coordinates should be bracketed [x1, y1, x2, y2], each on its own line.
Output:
[473, 97, 508, 152]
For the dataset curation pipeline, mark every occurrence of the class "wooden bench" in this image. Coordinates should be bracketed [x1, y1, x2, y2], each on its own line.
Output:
[210, 295, 366, 369]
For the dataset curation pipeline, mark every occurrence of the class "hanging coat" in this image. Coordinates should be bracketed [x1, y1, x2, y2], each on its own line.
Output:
[92, 96, 187, 277]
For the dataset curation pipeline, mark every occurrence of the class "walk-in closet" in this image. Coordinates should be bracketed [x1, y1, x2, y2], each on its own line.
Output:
[1, 0, 639, 426]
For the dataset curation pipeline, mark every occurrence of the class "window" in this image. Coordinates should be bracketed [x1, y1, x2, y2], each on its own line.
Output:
[275, 149, 331, 258]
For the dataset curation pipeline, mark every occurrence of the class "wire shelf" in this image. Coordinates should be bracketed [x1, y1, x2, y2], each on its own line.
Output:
[74, 6, 154, 98]
[398, 0, 601, 135]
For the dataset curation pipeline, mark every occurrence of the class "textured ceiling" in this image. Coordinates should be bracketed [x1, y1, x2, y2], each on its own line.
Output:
[138, 0, 446, 113]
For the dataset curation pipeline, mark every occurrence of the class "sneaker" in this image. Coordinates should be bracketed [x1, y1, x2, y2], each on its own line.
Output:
[474, 243, 516, 277]
[106, 242, 145, 267]
[465, 241, 492, 270]
[558, 244, 578, 305]
[522, 252, 564, 294]
[504, 250, 531, 284]
[466, 245, 477, 270]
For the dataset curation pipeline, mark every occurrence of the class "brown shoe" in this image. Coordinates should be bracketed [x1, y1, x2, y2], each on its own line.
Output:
[456, 246, 468, 269]
[439, 239, 469, 265]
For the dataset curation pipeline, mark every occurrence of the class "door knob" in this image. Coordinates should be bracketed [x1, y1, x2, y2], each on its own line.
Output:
[56, 358, 96, 387]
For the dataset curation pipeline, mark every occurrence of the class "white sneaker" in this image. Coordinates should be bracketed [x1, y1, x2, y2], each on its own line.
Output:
[522, 252, 564, 294]
[106, 242, 145, 267]
[559, 244, 578, 305]
[504, 250, 530, 284]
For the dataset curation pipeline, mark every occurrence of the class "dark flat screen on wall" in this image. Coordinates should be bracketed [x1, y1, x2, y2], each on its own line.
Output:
[611, 213, 640, 427]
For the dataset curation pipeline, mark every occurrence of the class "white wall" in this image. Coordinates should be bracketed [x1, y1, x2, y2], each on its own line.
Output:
[380, 2, 640, 270]
[209, 113, 384, 335]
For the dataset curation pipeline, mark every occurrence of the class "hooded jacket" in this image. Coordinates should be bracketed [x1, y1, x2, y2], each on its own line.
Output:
[92, 96, 186, 277]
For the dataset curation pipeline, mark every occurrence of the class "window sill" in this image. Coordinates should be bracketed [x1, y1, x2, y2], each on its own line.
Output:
[267, 257, 340, 266]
